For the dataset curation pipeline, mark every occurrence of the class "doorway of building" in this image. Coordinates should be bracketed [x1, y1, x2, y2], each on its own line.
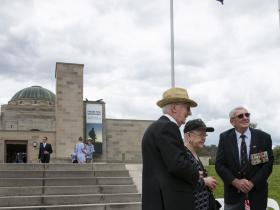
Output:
[5, 140, 28, 163]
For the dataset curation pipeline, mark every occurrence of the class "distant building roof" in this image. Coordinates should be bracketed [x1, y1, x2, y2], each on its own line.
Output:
[10, 86, 55, 102]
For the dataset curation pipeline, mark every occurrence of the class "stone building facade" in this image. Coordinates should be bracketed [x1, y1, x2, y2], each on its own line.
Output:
[0, 62, 152, 163]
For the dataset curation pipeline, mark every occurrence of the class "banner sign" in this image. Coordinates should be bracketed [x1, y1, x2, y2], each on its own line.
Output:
[85, 103, 103, 155]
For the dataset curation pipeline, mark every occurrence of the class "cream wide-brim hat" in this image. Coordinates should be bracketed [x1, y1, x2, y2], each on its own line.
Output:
[156, 87, 198, 108]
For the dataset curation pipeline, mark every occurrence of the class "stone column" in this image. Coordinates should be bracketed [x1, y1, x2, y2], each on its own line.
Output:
[55, 62, 84, 160]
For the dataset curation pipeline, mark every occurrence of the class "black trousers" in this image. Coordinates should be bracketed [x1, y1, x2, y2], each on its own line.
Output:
[40, 154, 50, 163]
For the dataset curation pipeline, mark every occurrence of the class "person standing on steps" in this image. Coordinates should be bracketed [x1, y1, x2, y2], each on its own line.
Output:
[38, 136, 53, 163]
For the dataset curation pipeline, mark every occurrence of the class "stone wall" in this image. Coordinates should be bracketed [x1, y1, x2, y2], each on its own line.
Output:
[104, 119, 153, 163]
[55, 62, 84, 159]
[0, 104, 55, 131]
[0, 118, 153, 163]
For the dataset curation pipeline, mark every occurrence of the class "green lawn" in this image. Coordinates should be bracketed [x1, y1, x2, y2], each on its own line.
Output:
[205, 165, 280, 205]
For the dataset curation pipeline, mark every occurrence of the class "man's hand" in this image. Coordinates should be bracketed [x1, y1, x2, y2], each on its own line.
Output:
[247, 180, 254, 190]
[232, 179, 254, 193]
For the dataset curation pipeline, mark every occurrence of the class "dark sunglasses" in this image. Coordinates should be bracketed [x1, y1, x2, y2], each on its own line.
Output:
[236, 113, 250, 119]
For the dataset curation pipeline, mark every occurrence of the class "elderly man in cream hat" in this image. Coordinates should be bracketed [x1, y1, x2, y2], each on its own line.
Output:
[142, 87, 199, 210]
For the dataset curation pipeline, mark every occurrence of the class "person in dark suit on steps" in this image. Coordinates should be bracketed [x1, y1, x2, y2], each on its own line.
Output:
[38, 136, 53, 163]
[142, 87, 200, 210]
[215, 106, 274, 210]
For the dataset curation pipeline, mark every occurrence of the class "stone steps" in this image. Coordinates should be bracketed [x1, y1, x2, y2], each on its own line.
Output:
[0, 163, 127, 171]
[0, 177, 134, 187]
[0, 170, 129, 178]
[0, 193, 141, 207]
[0, 202, 141, 210]
[0, 164, 142, 210]
[0, 185, 137, 196]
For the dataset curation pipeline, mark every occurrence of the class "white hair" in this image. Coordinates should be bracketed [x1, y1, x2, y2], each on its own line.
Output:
[229, 106, 247, 118]
[162, 104, 172, 114]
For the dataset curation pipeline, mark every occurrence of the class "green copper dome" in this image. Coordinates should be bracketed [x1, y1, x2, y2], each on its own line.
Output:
[10, 86, 55, 102]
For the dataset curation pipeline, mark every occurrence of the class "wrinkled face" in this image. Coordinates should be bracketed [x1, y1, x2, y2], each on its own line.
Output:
[230, 108, 250, 133]
[172, 103, 191, 126]
[184, 129, 207, 151]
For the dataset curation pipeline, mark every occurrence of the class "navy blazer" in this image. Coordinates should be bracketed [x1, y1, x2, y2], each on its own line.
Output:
[142, 116, 199, 210]
[215, 128, 274, 210]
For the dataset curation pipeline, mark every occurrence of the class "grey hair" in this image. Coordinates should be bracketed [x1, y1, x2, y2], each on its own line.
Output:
[229, 106, 247, 118]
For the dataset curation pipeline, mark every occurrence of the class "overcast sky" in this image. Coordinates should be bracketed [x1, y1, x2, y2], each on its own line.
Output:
[1, 0, 280, 145]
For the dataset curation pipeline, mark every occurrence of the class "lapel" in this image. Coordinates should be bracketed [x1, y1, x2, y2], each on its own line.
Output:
[249, 128, 258, 156]
[228, 129, 240, 166]
[243, 128, 258, 172]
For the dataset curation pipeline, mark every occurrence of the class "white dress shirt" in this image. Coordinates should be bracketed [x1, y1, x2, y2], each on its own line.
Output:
[164, 114, 179, 127]
[235, 128, 251, 161]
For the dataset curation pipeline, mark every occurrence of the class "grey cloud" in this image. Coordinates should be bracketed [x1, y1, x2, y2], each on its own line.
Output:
[1, 0, 279, 145]
[122, 1, 168, 27]
[223, 0, 276, 17]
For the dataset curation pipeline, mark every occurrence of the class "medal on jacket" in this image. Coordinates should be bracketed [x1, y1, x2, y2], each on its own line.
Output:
[250, 151, 269, 165]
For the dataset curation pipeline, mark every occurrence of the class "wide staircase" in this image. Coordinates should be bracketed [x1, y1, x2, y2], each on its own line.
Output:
[0, 163, 141, 210]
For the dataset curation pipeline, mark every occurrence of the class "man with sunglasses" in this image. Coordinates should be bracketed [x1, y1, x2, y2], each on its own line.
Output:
[215, 106, 274, 210]
[142, 87, 199, 210]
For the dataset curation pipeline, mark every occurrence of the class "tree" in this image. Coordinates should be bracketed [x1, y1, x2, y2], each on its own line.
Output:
[273, 146, 280, 165]
[249, 123, 258, 129]
[197, 144, 218, 165]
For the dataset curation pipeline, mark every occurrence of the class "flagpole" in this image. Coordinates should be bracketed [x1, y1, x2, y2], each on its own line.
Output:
[170, 0, 175, 87]
[278, 0, 280, 28]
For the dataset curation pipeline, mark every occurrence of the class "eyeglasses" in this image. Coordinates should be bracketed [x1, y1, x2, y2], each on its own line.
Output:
[189, 131, 207, 137]
[236, 113, 250, 119]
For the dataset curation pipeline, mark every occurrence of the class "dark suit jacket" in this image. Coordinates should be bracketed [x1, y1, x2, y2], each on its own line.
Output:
[142, 116, 199, 210]
[38, 143, 53, 162]
[215, 128, 274, 210]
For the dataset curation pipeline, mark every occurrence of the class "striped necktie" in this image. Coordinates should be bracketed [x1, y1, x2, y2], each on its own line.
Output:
[240, 134, 248, 172]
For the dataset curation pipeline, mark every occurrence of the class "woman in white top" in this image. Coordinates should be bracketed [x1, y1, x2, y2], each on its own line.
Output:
[75, 137, 86, 163]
